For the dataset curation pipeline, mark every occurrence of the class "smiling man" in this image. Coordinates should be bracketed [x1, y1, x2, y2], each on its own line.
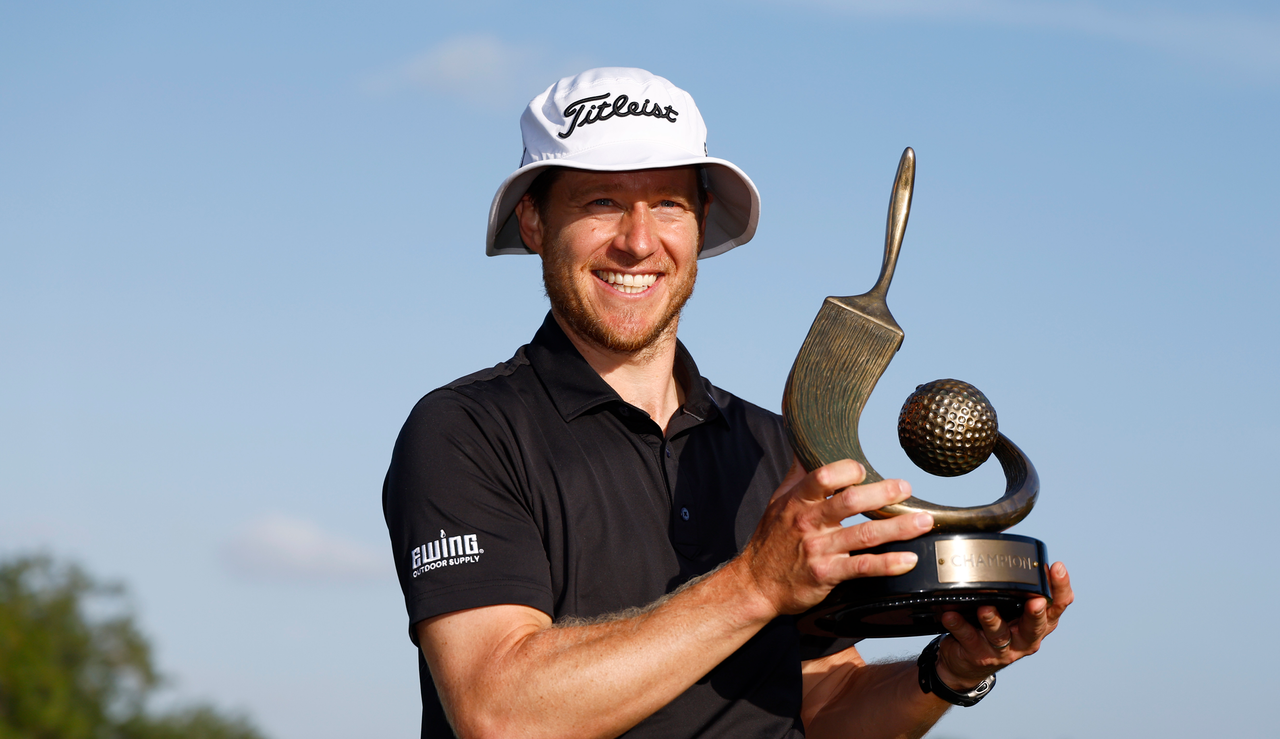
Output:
[383, 68, 1071, 739]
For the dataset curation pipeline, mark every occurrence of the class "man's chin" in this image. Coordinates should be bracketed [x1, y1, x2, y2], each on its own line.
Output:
[561, 313, 677, 355]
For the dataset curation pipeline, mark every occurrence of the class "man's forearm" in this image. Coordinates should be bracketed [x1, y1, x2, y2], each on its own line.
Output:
[420, 559, 777, 739]
[803, 656, 950, 739]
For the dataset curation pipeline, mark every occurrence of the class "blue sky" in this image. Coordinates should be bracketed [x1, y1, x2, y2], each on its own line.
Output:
[2, 2, 1278, 737]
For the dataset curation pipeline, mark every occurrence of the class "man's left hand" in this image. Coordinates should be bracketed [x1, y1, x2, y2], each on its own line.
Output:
[934, 561, 1074, 689]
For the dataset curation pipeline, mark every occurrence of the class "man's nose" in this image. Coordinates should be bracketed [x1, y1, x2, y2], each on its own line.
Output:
[612, 204, 660, 260]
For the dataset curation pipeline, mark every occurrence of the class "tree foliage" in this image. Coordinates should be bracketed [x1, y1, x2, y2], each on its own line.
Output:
[0, 555, 266, 739]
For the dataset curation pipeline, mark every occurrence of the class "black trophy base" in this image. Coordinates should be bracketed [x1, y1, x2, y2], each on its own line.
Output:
[797, 533, 1049, 639]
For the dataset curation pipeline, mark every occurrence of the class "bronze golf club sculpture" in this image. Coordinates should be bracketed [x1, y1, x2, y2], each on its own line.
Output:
[783, 147, 1050, 638]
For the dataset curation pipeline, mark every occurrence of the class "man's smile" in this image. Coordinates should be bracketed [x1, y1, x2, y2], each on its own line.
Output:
[593, 270, 659, 294]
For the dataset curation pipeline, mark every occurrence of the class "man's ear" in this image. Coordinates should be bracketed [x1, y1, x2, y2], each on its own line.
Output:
[514, 195, 544, 256]
[697, 189, 714, 254]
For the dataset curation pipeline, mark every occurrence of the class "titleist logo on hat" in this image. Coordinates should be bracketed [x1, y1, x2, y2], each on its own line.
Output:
[558, 93, 679, 139]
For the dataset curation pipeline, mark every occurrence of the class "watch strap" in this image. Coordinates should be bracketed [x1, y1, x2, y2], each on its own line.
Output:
[916, 634, 996, 707]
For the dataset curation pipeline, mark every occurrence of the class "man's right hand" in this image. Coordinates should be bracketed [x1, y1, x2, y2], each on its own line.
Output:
[734, 457, 933, 617]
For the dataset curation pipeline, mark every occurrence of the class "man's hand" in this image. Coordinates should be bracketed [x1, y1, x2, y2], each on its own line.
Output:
[934, 561, 1074, 689]
[800, 562, 1074, 739]
[735, 457, 935, 617]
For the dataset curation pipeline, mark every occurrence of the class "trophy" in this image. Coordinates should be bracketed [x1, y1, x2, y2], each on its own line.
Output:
[784, 147, 1050, 638]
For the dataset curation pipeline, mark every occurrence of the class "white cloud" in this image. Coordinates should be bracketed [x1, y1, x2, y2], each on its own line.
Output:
[788, 0, 1280, 77]
[222, 514, 388, 583]
[366, 34, 594, 108]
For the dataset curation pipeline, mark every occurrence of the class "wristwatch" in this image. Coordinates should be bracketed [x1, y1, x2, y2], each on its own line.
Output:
[916, 634, 996, 707]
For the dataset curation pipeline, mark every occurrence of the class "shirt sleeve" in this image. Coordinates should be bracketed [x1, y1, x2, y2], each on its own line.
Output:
[382, 388, 554, 644]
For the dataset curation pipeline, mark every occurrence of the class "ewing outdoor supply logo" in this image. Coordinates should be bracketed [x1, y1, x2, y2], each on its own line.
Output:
[411, 529, 484, 577]
[558, 93, 679, 139]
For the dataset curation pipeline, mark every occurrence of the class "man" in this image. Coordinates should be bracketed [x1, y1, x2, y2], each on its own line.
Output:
[384, 68, 1072, 739]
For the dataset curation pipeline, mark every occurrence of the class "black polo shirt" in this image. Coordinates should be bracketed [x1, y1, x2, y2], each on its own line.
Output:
[384, 313, 825, 738]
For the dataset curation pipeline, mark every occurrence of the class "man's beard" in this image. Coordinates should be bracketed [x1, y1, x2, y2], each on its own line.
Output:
[541, 245, 697, 356]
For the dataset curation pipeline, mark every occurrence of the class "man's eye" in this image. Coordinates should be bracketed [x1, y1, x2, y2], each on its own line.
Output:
[590, 198, 613, 207]
[658, 200, 680, 208]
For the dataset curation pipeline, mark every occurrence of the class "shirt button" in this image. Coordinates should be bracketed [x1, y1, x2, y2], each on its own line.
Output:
[618, 407, 630, 417]
[680, 507, 690, 521]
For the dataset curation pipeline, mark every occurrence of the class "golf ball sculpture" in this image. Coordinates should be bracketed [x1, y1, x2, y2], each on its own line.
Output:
[898, 379, 998, 477]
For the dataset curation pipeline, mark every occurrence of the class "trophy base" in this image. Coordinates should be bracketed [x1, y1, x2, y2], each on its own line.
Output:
[797, 533, 1049, 638]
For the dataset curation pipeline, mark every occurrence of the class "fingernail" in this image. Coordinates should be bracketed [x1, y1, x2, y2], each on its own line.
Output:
[914, 513, 933, 529]
[899, 479, 912, 496]
[1032, 603, 1045, 615]
[902, 552, 918, 567]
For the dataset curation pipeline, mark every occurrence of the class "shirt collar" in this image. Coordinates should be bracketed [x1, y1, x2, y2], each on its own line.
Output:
[672, 340, 721, 425]
[525, 312, 724, 427]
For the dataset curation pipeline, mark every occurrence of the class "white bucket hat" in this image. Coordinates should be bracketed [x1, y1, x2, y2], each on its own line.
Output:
[486, 67, 760, 259]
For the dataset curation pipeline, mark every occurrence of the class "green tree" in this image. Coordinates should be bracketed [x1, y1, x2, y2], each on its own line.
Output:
[0, 555, 266, 739]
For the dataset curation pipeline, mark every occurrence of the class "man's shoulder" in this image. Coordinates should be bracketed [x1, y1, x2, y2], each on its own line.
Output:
[397, 345, 545, 439]
[416, 346, 535, 407]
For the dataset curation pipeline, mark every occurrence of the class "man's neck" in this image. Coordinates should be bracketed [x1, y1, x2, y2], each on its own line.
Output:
[553, 314, 685, 435]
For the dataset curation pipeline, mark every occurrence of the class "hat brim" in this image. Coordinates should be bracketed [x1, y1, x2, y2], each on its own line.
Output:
[485, 154, 760, 259]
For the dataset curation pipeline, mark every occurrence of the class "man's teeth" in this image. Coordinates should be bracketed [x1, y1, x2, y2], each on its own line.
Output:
[595, 271, 658, 294]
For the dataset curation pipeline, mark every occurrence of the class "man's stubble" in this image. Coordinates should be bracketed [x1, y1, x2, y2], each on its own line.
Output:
[540, 242, 697, 358]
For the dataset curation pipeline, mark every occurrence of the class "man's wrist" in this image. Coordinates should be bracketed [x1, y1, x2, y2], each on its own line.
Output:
[719, 555, 783, 627]
[917, 635, 995, 707]
[932, 653, 983, 691]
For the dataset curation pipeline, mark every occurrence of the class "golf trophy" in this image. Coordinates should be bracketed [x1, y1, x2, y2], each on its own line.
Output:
[784, 147, 1051, 638]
